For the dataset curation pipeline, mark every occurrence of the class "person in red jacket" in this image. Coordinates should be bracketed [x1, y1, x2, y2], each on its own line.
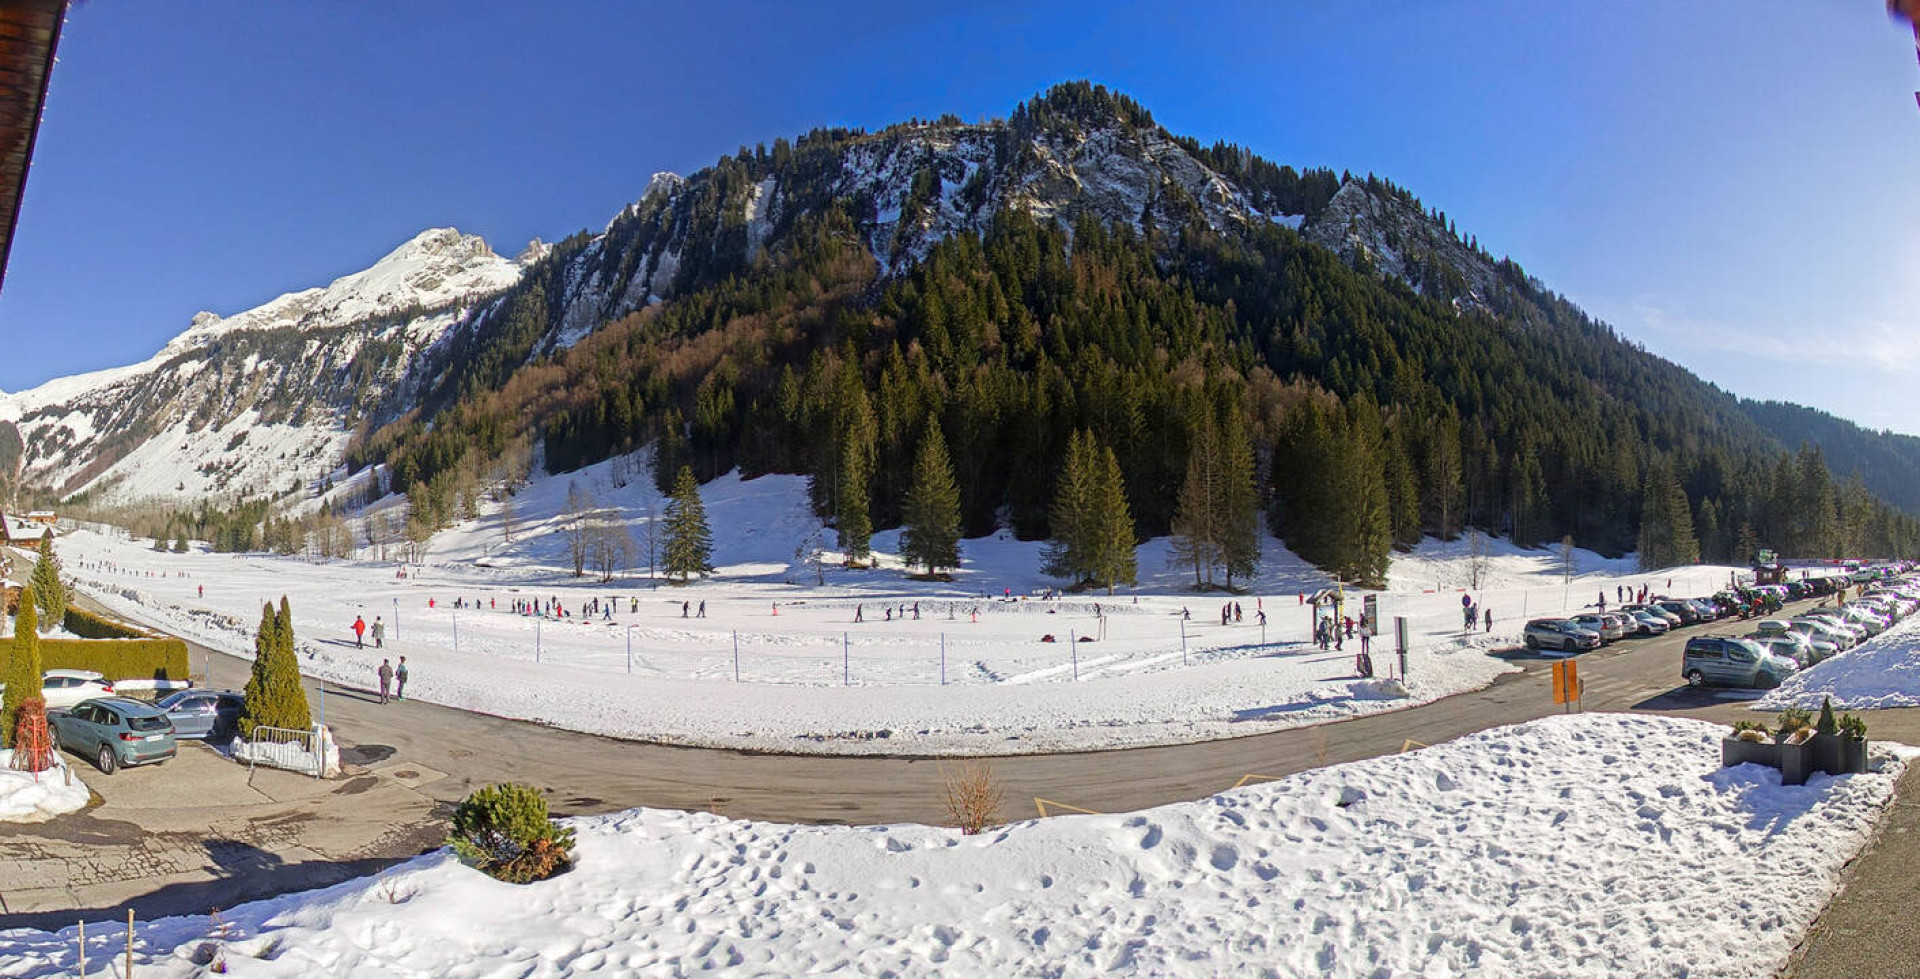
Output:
[352, 615, 367, 649]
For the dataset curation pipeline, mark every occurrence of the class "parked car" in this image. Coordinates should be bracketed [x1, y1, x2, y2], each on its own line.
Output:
[1524, 619, 1603, 653]
[155, 690, 244, 741]
[0, 669, 117, 712]
[1627, 609, 1671, 635]
[1625, 603, 1682, 628]
[1789, 616, 1861, 649]
[1656, 600, 1702, 625]
[1748, 634, 1818, 668]
[1752, 620, 1840, 661]
[1682, 636, 1796, 689]
[1686, 598, 1722, 621]
[1798, 611, 1867, 644]
[1604, 611, 1643, 637]
[1570, 613, 1625, 643]
[49, 697, 177, 774]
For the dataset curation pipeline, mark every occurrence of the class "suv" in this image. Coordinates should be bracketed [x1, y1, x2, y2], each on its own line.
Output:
[1569, 613, 1624, 643]
[1524, 618, 1602, 653]
[50, 697, 177, 773]
[0, 669, 116, 712]
[1682, 636, 1795, 689]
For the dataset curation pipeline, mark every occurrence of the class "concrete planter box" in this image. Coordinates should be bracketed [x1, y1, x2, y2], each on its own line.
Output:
[1722, 733, 1869, 785]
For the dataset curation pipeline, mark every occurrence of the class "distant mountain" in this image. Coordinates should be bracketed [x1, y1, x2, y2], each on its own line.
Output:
[1740, 400, 1920, 514]
[13, 82, 1917, 577]
[0, 229, 534, 502]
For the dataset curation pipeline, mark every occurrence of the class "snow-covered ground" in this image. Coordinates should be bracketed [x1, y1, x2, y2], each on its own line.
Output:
[56, 454, 1745, 755]
[0, 750, 89, 823]
[1759, 613, 1920, 711]
[0, 714, 1901, 977]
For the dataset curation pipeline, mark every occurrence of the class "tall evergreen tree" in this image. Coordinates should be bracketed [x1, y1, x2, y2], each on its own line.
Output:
[29, 536, 65, 633]
[900, 425, 962, 575]
[834, 377, 877, 564]
[663, 465, 715, 581]
[2, 588, 41, 746]
[1043, 431, 1098, 583]
[240, 597, 311, 738]
[1219, 409, 1261, 587]
[1085, 439, 1139, 593]
[1170, 409, 1225, 588]
[1637, 463, 1700, 571]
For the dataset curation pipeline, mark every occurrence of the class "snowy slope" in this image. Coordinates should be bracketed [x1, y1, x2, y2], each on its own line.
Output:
[0, 715, 1901, 977]
[0, 229, 531, 503]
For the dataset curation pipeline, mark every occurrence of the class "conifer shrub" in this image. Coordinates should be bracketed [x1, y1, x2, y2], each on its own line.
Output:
[35, 639, 189, 681]
[239, 598, 311, 738]
[448, 782, 576, 883]
[1775, 707, 1814, 744]
[2, 591, 41, 747]
[1816, 696, 1839, 737]
[28, 537, 66, 632]
[62, 607, 152, 641]
[1838, 713, 1868, 742]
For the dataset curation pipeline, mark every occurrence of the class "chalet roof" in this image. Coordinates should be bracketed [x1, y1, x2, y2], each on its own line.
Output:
[0, 0, 67, 296]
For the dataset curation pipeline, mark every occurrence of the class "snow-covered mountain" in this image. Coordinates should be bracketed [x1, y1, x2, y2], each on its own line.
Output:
[0, 229, 533, 503]
[5, 85, 1514, 509]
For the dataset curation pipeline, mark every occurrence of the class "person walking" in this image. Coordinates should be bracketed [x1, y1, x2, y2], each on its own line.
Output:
[855, 604, 865, 623]
[682, 601, 690, 618]
[697, 600, 706, 619]
[395, 656, 409, 700]
[377, 659, 393, 704]
[1483, 608, 1493, 632]
[372, 616, 385, 649]
[352, 615, 367, 649]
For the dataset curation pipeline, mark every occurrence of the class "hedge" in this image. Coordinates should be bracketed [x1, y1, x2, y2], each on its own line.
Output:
[8, 638, 191, 683]
[63, 607, 153, 641]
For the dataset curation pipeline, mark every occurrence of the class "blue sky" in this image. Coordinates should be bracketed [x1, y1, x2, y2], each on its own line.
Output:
[4, 0, 1918, 433]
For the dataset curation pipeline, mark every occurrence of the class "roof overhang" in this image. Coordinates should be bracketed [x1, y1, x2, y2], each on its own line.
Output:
[0, 0, 68, 297]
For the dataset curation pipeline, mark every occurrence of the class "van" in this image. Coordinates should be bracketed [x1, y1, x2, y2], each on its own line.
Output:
[1682, 636, 1794, 689]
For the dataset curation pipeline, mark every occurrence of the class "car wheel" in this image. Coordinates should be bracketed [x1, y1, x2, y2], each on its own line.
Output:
[1761, 673, 1782, 689]
[1525, 635, 1539, 649]
[96, 744, 117, 775]
[1687, 670, 1706, 688]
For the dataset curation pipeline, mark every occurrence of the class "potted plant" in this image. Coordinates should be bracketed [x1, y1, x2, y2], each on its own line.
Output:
[1835, 712, 1870, 775]
[1810, 696, 1844, 777]
[1775, 707, 1816, 786]
[1722, 719, 1778, 769]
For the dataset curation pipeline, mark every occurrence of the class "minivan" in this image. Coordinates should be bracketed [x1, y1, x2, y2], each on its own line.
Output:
[1682, 636, 1795, 689]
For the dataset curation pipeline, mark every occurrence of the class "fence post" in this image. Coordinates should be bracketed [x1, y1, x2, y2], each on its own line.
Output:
[733, 630, 740, 682]
[1071, 630, 1078, 680]
[126, 908, 133, 978]
[843, 632, 850, 685]
[940, 633, 946, 686]
[1181, 619, 1188, 666]
[77, 919, 84, 978]
[536, 618, 542, 663]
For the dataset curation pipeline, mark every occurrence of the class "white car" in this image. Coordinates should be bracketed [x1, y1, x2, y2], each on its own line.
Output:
[34, 669, 116, 711]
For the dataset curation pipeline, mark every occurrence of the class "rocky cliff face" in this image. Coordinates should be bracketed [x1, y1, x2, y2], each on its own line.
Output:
[0, 229, 531, 503]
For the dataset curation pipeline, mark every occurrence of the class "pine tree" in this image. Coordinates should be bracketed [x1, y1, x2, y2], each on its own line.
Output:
[2, 589, 41, 746]
[1085, 441, 1138, 593]
[1637, 462, 1700, 571]
[29, 536, 65, 633]
[1170, 410, 1224, 588]
[663, 465, 714, 581]
[1043, 431, 1098, 583]
[834, 378, 877, 565]
[1219, 410, 1261, 587]
[900, 425, 962, 576]
[239, 598, 311, 738]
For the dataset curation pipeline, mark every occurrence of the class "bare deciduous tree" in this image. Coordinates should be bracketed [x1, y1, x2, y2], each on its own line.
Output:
[942, 761, 1004, 836]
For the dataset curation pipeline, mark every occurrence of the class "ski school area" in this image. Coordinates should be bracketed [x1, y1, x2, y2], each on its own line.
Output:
[54, 467, 1750, 757]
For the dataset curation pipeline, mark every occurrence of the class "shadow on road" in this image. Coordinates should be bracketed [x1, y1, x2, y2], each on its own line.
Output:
[320, 686, 386, 706]
[1632, 686, 1765, 712]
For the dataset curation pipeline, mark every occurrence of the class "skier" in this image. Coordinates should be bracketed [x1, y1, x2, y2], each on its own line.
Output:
[377, 659, 393, 704]
[372, 616, 385, 649]
[352, 615, 367, 649]
[198, 584, 203, 598]
[395, 656, 409, 700]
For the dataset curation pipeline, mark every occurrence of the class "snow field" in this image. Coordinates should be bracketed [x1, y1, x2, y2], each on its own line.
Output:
[55, 458, 1748, 755]
[1758, 612, 1920, 711]
[0, 750, 89, 823]
[0, 714, 1900, 977]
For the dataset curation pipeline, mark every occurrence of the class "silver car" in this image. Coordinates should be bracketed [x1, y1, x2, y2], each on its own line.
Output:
[1570, 613, 1625, 643]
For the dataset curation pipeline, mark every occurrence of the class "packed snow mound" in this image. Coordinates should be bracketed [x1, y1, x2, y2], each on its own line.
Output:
[0, 751, 89, 823]
[0, 714, 1897, 977]
[1758, 614, 1920, 711]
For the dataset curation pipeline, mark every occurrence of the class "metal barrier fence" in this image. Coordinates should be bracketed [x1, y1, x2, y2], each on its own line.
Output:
[241, 725, 322, 780]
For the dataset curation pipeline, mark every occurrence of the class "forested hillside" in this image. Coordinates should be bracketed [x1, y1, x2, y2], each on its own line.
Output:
[332, 83, 1920, 586]
[1740, 400, 1920, 516]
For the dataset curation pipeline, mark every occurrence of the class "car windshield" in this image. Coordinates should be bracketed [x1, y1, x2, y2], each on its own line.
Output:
[125, 714, 170, 732]
[156, 692, 192, 709]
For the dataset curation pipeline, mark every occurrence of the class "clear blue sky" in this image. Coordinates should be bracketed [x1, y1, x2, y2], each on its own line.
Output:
[4, 0, 1917, 433]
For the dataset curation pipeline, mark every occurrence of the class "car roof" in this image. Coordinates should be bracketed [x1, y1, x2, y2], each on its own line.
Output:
[45, 668, 105, 680]
[81, 697, 165, 716]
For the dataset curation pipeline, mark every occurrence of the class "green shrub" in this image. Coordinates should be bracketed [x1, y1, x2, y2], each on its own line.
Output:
[240, 598, 309, 738]
[29, 537, 66, 631]
[62, 607, 152, 641]
[1730, 720, 1770, 743]
[35, 638, 190, 682]
[1817, 696, 1838, 737]
[1775, 707, 1814, 743]
[448, 783, 575, 883]
[1839, 713, 1868, 742]
[2, 592, 41, 746]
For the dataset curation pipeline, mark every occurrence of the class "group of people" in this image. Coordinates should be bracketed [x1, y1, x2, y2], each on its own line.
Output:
[1461, 601, 1492, 632]
[376, 656, 408, 704]
[350, 615, 386, 648]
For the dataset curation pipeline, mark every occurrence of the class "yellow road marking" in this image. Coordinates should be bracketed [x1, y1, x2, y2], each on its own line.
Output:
[1033, 797, 1102, 817]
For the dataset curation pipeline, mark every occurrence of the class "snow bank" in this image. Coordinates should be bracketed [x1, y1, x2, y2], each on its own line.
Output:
[0, 714, 1898, 976]
[230, 726, 341, 778]
[0, 750, 89, 823]
[1758, 614, 1920, 711]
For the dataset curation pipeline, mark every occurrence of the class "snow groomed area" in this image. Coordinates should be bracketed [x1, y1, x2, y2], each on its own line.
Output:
[0, 714, 1900, 977]
[57, 456, 1751, 756]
